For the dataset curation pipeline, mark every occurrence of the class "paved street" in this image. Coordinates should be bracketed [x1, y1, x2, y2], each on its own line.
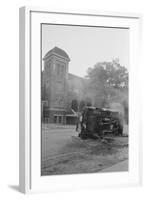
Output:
[41, 124, 78, 160]
[101, 160, 128, 172]
[41, 123, 128, 175]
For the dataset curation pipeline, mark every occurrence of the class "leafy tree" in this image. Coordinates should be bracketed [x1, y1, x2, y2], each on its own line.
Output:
[86, 59, 128, 107]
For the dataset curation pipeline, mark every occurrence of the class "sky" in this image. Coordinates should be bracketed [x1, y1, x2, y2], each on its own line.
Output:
[42, 24, 129, 77]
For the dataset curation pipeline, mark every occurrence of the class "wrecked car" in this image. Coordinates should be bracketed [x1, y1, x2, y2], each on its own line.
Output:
[78, 106, 123, 139]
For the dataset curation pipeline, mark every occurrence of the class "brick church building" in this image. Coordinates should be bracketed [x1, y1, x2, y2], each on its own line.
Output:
[41, 46, 87, 124]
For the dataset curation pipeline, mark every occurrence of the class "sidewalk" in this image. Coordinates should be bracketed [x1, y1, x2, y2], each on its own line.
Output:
[101, 160, 128, 172]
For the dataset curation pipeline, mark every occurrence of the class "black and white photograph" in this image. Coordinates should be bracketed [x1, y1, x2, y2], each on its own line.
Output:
[41, 23, 129, 176]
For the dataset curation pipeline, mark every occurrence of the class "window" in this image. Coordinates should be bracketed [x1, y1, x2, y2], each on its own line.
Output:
[56, 63, 65, 77]
[59, 116, 62, 123]
[56, 63, 60, 76]
[61, 65, 64, 75]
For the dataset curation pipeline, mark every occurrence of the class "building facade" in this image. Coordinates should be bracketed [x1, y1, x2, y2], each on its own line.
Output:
[42, 46, 85, 124]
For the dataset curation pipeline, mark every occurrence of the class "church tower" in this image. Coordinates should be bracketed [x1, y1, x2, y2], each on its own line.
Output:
[43, 46, 70, 123]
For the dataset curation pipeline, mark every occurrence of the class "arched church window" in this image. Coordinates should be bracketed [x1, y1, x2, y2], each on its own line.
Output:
[56, 63, 60, 76]
[56, 63, 65, 78]
[61, 65, 64, 75]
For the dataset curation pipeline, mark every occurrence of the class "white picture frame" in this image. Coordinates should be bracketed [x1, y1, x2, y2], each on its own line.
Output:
[19, 6, 142, 194]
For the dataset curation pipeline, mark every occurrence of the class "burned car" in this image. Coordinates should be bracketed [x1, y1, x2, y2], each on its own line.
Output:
[78, 106, 123, 139]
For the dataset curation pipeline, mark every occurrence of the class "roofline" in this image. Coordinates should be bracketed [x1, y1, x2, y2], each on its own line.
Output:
[43, 52, 70, 62]
[68, 73, 85, 80]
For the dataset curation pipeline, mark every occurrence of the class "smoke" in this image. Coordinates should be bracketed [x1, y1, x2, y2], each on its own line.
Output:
[109, 88, 128, 123]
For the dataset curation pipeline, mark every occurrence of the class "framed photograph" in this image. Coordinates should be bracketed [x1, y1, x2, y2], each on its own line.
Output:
[19, 7, 142, 193]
